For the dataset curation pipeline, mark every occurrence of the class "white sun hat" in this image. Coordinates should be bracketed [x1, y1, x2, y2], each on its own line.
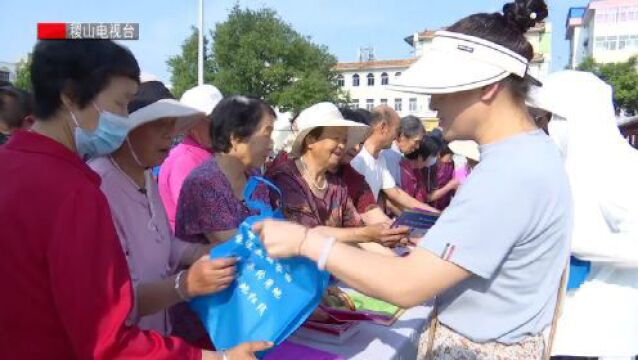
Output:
[127, 81, 204, 133]
[449, 140, 480, 162]
[180, 84, 224, 116]
[290, 102, 369, 158]
[388, 31, 540, 95]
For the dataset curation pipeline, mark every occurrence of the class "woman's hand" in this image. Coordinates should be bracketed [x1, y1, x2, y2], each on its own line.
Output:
[201, 341, 273, 360]
[183, 255, 237, 297]
[224, 341, 274, 360]
[253, 220, 310, 258]
[361, 223, 410, 247]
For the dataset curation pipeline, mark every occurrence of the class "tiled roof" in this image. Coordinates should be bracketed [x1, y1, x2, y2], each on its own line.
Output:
[334, 58, 417, 71]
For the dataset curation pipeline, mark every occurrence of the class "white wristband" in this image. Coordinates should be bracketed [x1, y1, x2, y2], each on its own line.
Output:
[221, 350, 229, 360]
[174, 270, 190, 301]
[317, 237, 336, 270]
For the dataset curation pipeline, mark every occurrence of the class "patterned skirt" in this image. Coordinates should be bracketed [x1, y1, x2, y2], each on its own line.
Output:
[417, 322, 545, 360]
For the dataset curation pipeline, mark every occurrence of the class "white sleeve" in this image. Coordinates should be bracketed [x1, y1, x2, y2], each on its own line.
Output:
[380, 159, 396, 190]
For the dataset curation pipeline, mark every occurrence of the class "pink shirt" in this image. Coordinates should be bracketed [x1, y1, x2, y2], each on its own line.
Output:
[159, 136, 213, 231]
[90, 156, 197, 336]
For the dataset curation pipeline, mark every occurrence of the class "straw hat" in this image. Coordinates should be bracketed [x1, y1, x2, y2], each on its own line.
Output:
[290, 102, 369, 158]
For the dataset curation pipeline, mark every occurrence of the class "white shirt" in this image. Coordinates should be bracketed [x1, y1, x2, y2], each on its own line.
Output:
[350, 145, 396, 201]
[380, 142, 403, 186]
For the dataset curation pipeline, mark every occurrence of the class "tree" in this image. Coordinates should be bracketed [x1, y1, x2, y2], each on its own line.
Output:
[577, 56, 638, 115]
[14, 54, 32, 92]
[210, 5, 344, 113]
[166, 26, 216, 99]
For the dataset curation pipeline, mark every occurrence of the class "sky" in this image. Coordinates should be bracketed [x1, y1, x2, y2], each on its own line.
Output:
[1, 0, 589, 86]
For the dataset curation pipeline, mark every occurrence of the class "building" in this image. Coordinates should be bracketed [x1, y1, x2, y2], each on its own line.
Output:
[0, 61, 17, 83]
[334, 22, 553, 131]
[566, 0, 638, 68]
[334, 58, 439, 130]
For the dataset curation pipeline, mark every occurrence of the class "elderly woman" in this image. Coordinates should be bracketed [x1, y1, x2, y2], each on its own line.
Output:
[88, 80, 241, 349]
[381, 115, 426, 186]
[0, 39, 269, 360]
[176, 95, 276, 245]
[266, 102, 407, 246]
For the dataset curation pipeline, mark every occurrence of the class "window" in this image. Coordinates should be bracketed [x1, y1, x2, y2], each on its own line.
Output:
[366, 99, 374, 111]
[608, 36, 618, 50]
[618, 7, 627, 22]
[352, 74, 360, 87]
[619, 35, 630, 50]
[596, 8, 617, 23]
[337, 74, 345, 87]
[367, 73, 375, 86]
[0, 71, 9, 82]
[394, 98, 402, 112]
[381, 72, 389, 85]
[395, 72, 402, 78]
[409, 98, 417, 112]
[380, 98, 388, 106]
[595, 35, 623, 50]
[351, 99, 359, 109]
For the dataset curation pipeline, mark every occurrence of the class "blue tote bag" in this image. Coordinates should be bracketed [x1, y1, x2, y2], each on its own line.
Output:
[189, 176, 330, 351]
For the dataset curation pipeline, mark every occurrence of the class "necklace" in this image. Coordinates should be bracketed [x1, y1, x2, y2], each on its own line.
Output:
[109, 156, 147, 194]
[298, 157, 327, 191]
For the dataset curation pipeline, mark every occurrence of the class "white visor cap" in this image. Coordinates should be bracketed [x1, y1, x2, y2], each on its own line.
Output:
[388, 31, 539, 95]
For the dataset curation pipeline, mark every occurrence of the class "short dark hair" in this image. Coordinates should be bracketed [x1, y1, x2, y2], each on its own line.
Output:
[447, 0, 548, 101]
[128, 81, 175, 114]
[31, 40, 140, 119]
[399, 116, 424, 138]
[210, 95, 276, 153]
[406, 134, 443, 160]
[339, 107, 371, 126]
[0, 86, 33, 129]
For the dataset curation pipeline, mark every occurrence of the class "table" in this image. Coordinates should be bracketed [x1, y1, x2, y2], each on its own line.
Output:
[292, 302, 433, 360]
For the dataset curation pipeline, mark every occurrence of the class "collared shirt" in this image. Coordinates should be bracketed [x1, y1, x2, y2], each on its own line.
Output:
[89, 157, 197, 336]
[0, 131, 200, 360]
[159, 136, 213, 231]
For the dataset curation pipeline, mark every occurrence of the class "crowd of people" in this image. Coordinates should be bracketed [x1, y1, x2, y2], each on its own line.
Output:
[1, 0, 637, 359]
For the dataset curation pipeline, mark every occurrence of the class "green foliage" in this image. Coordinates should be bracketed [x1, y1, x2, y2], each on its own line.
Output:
[168, 6, 344, 114]
[166, 26, 216, 99]
[577, 56, 638, 115]
[14, 54, 32, 92]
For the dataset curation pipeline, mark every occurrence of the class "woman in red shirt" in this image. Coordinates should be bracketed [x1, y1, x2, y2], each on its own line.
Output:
[0, 39, 269, 360]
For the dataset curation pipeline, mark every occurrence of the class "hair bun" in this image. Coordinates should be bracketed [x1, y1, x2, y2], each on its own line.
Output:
[503, 0, 548, 33]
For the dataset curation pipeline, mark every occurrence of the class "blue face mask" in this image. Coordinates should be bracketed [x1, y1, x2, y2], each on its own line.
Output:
[70, 103, 130, 158]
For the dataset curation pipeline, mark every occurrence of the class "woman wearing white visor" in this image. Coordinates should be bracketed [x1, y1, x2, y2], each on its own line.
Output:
[254, 0, 572, 358]
[529, 70, 638, 360]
